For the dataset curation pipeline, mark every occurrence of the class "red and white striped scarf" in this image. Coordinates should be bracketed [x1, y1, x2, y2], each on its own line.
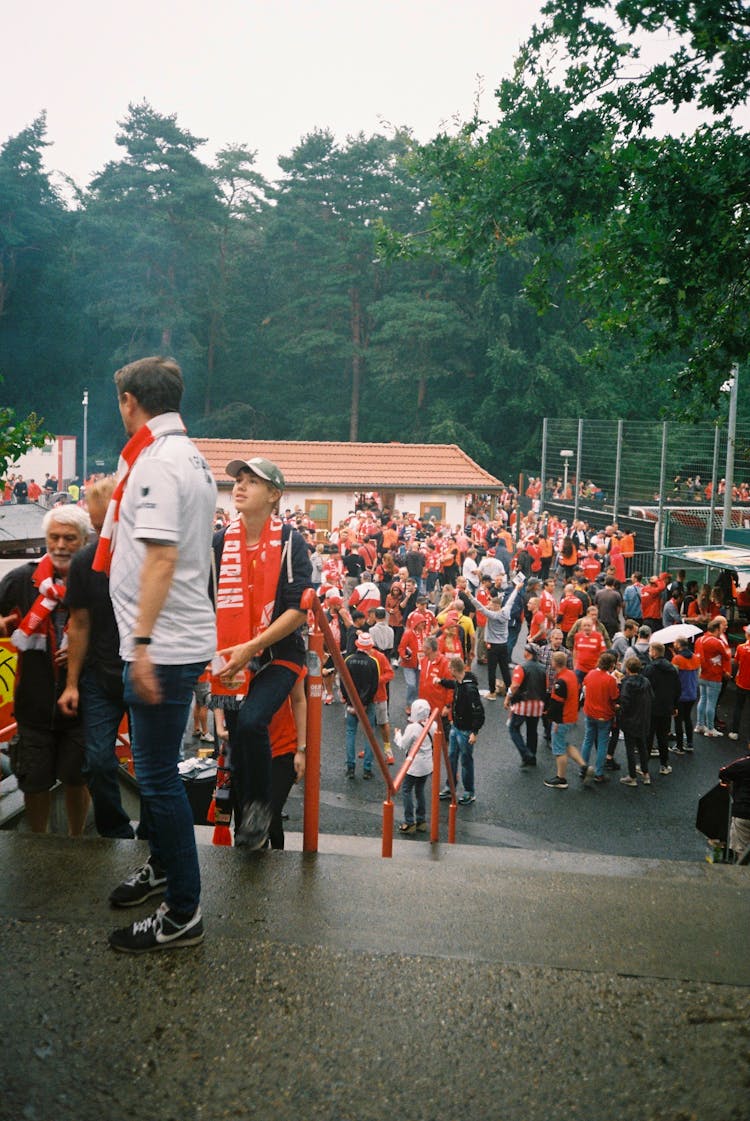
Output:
[11, 554, 66, 653]
[210, 515, 284, 696]
[92, 412, 186, 575]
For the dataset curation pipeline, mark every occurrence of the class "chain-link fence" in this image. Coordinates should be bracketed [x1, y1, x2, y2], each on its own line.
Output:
[538, 418, 750, 551]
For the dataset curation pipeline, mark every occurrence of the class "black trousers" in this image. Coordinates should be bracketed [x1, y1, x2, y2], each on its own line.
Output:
[486, 642, 511, 693]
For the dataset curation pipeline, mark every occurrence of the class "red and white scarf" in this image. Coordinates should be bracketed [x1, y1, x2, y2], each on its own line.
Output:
[11, 554, 66, 653]
[92, 412, 186, 575]
[210, 515, 284, 696]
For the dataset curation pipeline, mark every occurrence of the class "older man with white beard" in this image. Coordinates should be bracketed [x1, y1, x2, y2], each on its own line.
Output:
[0, 504, 92, 835]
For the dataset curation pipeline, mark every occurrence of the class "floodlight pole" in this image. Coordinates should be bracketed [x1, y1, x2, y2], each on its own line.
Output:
[722, 364, 739, 542]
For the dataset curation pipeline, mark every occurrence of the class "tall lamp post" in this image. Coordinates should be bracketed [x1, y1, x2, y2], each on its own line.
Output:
[560, 449, 573, 498]
[722, 365, 739, 542]
[82, 388, 89, 484]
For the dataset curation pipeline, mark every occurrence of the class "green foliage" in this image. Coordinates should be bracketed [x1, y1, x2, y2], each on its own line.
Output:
[408, 0, 750, 411]
[5, 50, 743, 483]
[0, 406, 49, 484]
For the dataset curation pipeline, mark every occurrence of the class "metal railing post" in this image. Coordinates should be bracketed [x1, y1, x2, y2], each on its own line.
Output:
[382, 799, 394, 857]
[430, 718, 442, 844]
[303, 616, 324, 854]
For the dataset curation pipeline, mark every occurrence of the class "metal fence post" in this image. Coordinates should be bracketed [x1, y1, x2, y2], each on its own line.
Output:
[708, 424, 720, 546]
[573, 418, 583, 525]
[540, 418, 548, 513]
[612, 418, 623, 522]
[657, 421, 668, 564]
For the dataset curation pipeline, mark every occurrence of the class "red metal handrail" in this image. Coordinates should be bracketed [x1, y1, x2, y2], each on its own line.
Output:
[302, 589, 394, 796]
[0, 720, 17, 744]
[302, 591, 457, 857]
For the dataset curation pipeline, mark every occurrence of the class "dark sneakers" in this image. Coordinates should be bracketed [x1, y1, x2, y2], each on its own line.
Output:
[544, 776, 568, 789]
[520, 757, 537, 768]
[109, 859, 167, 908]
[109, 902, 204, 953]
[458, 792, 476, 805]
[235, 800, 272, 850]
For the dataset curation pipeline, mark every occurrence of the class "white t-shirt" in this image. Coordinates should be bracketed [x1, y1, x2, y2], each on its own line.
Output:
[110, 418, 218, 664]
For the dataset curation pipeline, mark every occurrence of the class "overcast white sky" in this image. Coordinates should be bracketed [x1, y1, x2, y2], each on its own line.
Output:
[5, 0, 547, 188]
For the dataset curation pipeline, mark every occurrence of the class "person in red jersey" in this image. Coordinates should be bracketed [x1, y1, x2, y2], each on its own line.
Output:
[557, 583, 583, 637]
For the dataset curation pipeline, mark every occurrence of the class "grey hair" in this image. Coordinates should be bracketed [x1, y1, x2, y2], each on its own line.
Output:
[42, 504, 91, 540]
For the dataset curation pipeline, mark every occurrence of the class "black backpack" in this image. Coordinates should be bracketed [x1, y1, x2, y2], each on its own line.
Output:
[455, 673, 485, 732]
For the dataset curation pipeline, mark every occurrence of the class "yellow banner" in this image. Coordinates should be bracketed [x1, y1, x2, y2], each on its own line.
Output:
[0, 638, 17, 737]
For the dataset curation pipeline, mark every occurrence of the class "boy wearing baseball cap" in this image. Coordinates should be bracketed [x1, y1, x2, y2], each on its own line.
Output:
[214, 456, 312, 848]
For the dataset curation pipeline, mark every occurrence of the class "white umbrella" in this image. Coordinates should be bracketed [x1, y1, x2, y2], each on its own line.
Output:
[648, 622, 702, 645]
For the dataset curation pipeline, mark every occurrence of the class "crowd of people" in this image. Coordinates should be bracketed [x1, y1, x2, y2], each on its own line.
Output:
[307, 506, 750, 860]
[1, 470, 104, 507]
[1, 389, 749, 959]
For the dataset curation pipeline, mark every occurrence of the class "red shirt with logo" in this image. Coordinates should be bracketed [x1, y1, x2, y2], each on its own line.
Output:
[573, 630, 606, 673]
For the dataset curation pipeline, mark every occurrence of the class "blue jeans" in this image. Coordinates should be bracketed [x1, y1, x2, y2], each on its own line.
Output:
[403, 668, 419, 710]
[697, 678, 721, 730]
[581, 716, 612, 776]
[80, 670, 135, 839]
[448, 726, 475, 794]
[233, 663, 298, 811]
[124, 661, 205, 916]
[345, 703, 376, 771]
[509, 713, 539, 762]
[402, 772, 428, 824]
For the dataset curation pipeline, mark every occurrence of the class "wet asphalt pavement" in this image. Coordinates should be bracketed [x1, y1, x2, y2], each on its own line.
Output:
[289, 661, 742, 863]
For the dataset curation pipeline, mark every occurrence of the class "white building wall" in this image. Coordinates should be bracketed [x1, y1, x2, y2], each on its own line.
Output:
[8, 437, 77, 488]
[216, 485, 467, 531]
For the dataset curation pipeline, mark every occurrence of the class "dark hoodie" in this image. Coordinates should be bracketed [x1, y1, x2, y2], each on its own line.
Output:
[719, 754, 750, 821]
[643, 657, 681, 716]
[618, 672, 654, 739]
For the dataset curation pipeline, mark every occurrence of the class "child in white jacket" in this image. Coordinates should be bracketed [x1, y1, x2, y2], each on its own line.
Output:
[394, 697, 434, 834]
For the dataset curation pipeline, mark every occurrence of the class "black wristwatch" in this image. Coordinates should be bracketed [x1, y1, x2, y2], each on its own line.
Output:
[133, 636, 152, 645]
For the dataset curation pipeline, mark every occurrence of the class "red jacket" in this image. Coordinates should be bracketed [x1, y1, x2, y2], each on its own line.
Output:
[640, 574, 669, 621]
[371, 648, 395, 702]
[398, 627, 424, 669]
[419, 653, 453, 712]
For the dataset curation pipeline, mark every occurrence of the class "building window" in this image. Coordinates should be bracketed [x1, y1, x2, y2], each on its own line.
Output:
[305, 499, 332, 535]
[420, 501, 445, 524]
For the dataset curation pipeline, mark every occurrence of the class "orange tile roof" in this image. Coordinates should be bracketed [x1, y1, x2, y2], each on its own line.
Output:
[194, 439, 503, 490]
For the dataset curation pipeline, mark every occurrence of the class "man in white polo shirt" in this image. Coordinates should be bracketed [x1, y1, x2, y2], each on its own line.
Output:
[102, 355, 217, 954]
